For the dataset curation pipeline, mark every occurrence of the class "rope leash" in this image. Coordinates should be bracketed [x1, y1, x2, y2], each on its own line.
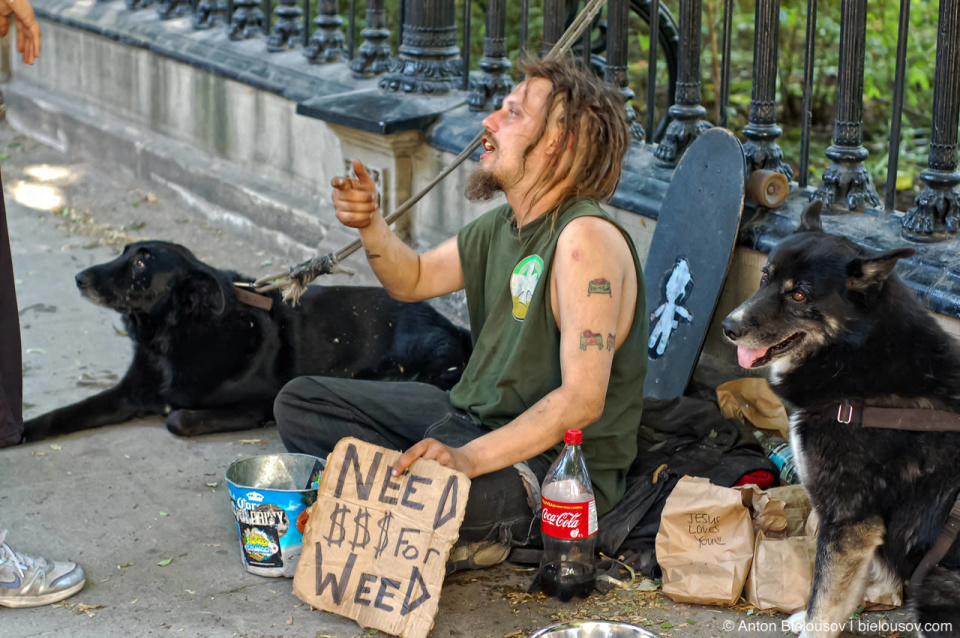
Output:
[254, 0, 609, 305]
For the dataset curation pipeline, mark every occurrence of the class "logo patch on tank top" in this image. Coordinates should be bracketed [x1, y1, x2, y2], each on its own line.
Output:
[510, 255, 544, 321]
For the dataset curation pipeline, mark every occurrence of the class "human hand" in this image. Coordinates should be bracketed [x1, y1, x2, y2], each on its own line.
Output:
[0, 0, 41, 65]
[332, 159, 380, 229]
[393, 438, 474, 478]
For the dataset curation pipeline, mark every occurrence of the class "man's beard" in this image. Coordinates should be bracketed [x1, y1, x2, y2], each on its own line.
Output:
[464, 168, 504, 202]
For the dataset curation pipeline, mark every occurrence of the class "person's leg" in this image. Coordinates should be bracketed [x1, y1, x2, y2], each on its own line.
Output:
[0, 180, 23, 449]
[274, 376, 553, 558]
[273, 377, 461, 458]
[423, 413, 550, 548]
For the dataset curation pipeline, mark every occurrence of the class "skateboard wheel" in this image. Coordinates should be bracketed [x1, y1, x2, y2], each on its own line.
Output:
[746, 170, 789, 208]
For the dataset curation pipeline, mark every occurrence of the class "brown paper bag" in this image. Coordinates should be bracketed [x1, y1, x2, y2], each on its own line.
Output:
[766, 485, 812, 537]
[744, 531, 816, 612]
[656, 476, 755, 605]
[740, 486, 816, 612]
[738, 485, 789, 538]
[716, 378, 791, 440]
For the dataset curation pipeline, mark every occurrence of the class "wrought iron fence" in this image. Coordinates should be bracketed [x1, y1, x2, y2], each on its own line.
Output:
[117, 0, 959, 243]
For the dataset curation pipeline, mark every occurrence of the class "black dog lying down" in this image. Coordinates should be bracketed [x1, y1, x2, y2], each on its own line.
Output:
[723, 201, 960, 637]
[24, 241, 472, 441]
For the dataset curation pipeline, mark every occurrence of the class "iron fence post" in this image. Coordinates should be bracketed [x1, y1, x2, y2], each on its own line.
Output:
[156, 0, 188, 21]
[645, 0, 660, 143]
[542, 0, 566, 56]
[884, 0, 911, 213]
[519, 0, 529, 63]
[193, 0, 224, 28]
[380, 0, 462, 94]
[266, 0, 304, 51]
[742, 0, 792, 179]
[126, 0, 155, 12]
[813, 0, 880, 212]
[228, 0, 265, 40]
[653, 0, 711, 164]
[350, 0, 392, 75]
[462, 0, 471, 92]
[902, 0, 960, 241]
[348, 0, 356, 60]
[797, 0, 817, 188]
[606, 0, 644, 140]
[718, 0, 733, 129]
[304, 0, 346, 63]
[467, 0, 513, 111]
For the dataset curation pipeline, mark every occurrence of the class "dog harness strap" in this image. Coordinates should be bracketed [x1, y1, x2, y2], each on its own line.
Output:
[233, 285, 274, 311]
[835, 402, 960, 432]
[908, 492, 960, 595]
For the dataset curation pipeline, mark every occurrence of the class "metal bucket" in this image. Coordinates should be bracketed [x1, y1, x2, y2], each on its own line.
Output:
[528, 621, 661, 638]
[225, 453, 324, 578]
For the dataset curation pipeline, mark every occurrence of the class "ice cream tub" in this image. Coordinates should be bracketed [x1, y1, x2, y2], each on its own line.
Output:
[225, 453, 324, 578]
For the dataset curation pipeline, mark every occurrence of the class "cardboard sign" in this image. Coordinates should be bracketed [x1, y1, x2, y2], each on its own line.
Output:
[293, 438, 470, 638]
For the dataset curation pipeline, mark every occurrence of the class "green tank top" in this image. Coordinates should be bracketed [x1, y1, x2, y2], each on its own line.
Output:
[450, 198, 648, 515]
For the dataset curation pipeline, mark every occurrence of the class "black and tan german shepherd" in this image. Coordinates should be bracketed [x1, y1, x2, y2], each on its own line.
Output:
[722, 201, 960, 638]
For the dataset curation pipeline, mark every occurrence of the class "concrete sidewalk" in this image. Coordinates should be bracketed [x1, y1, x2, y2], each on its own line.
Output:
[3, 141, 358, 637]
[0, 120, 898, 638]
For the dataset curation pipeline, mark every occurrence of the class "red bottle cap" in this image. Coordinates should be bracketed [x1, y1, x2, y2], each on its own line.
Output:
[564, 429, 583, 445]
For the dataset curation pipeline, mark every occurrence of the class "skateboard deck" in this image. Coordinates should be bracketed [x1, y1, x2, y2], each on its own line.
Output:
[643, 128, 746, 399]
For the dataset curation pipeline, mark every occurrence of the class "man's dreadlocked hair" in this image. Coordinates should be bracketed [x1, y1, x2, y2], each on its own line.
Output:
[519, 55, 630, 208]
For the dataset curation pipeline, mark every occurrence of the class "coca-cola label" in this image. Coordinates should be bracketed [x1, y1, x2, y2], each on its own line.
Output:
[540, 497, 598, 539]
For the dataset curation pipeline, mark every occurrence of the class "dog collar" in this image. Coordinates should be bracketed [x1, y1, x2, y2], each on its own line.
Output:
[834, 401, 960, 432]
[233, 284, 274, 311]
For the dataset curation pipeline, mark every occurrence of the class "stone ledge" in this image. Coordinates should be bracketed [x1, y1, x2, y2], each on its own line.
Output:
[32, 0, 364, 102]
[4, 79, 362, 261]
[297, 89, 466, 136]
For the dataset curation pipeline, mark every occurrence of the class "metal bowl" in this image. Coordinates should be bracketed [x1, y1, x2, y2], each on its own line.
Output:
[528, 620, 661, 638]
[225, 453, 323, 492]
[224, 453, 325, 578]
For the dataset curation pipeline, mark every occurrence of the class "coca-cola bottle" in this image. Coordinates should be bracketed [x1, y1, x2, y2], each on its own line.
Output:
[539, 429, 597, 601]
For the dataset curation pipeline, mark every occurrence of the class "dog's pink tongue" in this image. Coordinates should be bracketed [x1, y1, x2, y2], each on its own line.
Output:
[737, 345, 769, 368]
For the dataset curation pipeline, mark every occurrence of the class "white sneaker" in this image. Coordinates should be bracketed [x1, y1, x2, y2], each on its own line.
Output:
[0, 530, 86, 608]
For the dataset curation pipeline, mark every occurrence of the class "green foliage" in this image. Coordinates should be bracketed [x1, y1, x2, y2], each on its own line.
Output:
[769, 0, 939, 188]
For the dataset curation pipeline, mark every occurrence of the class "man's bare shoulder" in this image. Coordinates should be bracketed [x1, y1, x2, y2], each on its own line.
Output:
[556, 214, 633, 262]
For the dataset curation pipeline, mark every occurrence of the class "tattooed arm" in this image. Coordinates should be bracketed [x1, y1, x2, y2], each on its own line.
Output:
[393, 216, 638, 478]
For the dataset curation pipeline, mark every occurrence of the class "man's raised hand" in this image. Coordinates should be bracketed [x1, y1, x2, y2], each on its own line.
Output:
[0, 0, 41, 65]
[332, 159, 380, 229]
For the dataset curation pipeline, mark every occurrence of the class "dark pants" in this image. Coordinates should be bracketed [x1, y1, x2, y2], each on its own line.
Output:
[0, 179, 21, 449]
[273, 377, 552, 547]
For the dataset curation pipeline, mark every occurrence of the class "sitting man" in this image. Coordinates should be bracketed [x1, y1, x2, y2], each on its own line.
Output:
[274, 56, 648, 570]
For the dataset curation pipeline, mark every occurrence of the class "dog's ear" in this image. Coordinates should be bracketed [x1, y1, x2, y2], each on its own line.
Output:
[181, 264, 231, 316]
[847, 247, 915, 290]
[795, 200, 823, 233]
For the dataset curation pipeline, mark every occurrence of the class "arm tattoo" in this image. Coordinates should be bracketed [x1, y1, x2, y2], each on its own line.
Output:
[587, 278, 612, 296]
[579, 330, 605, 351]
[365, 250, 381, 260]
[607, 333, 616, 350]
